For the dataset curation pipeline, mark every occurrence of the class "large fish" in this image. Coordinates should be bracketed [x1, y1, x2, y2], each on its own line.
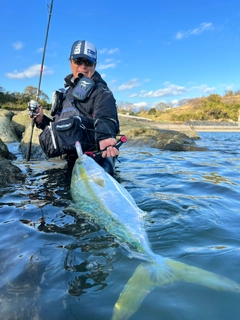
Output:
[69, 142, 240, 320]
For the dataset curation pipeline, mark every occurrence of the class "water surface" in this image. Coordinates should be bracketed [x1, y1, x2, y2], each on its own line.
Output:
[1, 132, 240, 320]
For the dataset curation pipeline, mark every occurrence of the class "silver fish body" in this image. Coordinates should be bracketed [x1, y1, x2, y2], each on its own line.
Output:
[71, 153, 153, 257]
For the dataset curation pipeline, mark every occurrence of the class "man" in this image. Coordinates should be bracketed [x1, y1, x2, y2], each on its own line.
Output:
[32, 40, 120, 175]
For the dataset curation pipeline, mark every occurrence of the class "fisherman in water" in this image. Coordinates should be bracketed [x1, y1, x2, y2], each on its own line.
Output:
[29, 40, 120, 175]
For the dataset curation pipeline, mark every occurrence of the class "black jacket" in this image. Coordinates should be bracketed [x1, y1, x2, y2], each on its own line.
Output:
[37, 71, 119, 148]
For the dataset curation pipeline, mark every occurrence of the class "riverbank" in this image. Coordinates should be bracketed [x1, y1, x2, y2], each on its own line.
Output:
[154, 123, 240, 132]
[118, 114, 240, 133]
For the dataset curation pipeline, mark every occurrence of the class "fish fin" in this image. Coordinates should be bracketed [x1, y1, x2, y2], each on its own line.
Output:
[165, 258, 240, 293]
[112, 263, 156, 320]
[112, 261, 177, 320]
[92, 175, 105, 187]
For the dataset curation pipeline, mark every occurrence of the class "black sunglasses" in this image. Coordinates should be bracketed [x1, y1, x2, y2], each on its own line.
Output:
[72, 58, 94, 67]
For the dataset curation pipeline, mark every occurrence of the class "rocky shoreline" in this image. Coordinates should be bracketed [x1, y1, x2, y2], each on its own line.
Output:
[0, 109, 206, 188]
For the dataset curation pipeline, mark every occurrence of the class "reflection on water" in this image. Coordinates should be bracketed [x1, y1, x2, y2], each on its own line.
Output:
[0, 132, 240, 320]
[202, 172, 238, 185]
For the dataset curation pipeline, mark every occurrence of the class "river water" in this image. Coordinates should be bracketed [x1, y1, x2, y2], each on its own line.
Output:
[1, 132, 240, 320]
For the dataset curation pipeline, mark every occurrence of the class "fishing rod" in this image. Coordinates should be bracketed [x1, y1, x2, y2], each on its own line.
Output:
[26, 0, 54, 161]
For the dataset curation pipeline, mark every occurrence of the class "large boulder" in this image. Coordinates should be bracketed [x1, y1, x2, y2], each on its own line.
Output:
[12, 110, 30, 139]
[0, 109, 45, 160]
[0, 138, 16, 160]
[19, 121, 46, 160]
[0, 158, 26, 187]
[119, 117, 206, 151]
[0, 139, 25, 187]
[14, 110, 50, 160]
[0, 110, 19, 142]
[124, 128, 206, 151]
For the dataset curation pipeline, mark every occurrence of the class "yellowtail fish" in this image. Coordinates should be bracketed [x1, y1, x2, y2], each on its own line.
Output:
[69, 141, 240, 320]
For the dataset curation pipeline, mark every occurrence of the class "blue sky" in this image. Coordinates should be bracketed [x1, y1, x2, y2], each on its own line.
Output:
[1, 0, 239, 110]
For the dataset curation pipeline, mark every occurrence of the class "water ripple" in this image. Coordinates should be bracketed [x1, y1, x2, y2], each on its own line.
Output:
[0, 133, 240, 319]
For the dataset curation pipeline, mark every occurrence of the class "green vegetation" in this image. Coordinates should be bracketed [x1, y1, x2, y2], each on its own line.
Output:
[138, 93, 240, 123]
[0, 86, 51, 111]
[148, 108, 157, 115]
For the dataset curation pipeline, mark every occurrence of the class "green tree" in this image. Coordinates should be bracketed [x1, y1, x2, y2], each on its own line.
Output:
[148, 108, 157, 115]
[24, 86, 49, 101]
[207, 94, 221, 103]
[0, 86, 5, 104]
[155, 102, 168, 111]
[225, 90, 233, 96]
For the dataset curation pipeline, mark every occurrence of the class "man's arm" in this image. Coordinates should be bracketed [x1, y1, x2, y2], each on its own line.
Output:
[93, 87, 119, 157]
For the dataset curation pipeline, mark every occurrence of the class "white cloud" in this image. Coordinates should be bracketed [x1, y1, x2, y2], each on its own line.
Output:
[171, 99, 179, 107]
[129, 93, 138, 98]
[139, 82, 186, 98]
[225, 84, 234, 91]
[99, 48, 119, 54]
[99, 48, 108, 54]
[101, 73, 107, 78]
[132, 102, 147, 108]
[202, 87, 215, 93]
[98, 60, 120, 70]
[118, 78, 141, 91]
[5, 64, 53, 79]
[105, 58, 114, 63]
[36, 47, 44, 53]
[218, 83, 235, 91]
[108, 48, 119, 54]
[12, 41, 24, 50]
[190, 84, 215, 93]
[98, 63, 117, 70]
[175, 22, 213, 40]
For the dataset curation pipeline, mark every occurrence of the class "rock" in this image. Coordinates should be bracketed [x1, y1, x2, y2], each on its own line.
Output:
[0, 138, 16, 160]
[0, 110, 19, 142]
[19, 121, 46, 160]
[119, 118, 207, 151]
[12, 110, 30, 139]
[118, 114, 200, 138]
[15, 110, 52, 160]
[0, 139, 25, 187]
[0, 158, 25, 187]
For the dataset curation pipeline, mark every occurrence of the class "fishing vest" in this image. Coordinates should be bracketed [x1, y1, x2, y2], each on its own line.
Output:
[39, 88, 95, 158]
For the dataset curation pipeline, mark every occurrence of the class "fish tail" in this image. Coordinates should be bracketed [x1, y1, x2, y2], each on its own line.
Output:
[112, 257, 240, 320]
[112, 260, 177, 320]
[165, 258, 240, 293]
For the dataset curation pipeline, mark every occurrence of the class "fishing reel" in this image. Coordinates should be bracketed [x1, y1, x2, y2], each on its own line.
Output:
[28, 100, 40, 118]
